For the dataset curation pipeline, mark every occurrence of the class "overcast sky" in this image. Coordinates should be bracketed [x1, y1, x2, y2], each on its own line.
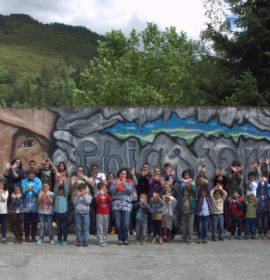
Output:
[0, 0, 207, 39]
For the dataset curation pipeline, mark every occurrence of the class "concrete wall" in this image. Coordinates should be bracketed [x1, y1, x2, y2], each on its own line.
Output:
[1, 107, 270, 178]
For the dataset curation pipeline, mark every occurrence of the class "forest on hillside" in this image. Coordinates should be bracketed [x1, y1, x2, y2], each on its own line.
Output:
[0, 0, 269, 107]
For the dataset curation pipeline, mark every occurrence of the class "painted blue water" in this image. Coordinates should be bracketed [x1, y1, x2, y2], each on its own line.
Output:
[105, 113, 270, 143]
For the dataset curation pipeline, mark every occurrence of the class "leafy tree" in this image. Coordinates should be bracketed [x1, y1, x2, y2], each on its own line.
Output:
[202, 0, 270, 100]
[79, 23, 205, 106]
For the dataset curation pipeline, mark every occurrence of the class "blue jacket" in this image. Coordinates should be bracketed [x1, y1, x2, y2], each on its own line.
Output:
[21, 177, 42, 212]
[54, 183, 68, 214]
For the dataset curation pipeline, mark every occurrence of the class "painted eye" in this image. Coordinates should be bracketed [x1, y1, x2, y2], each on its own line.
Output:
[21, 138, 37, 148]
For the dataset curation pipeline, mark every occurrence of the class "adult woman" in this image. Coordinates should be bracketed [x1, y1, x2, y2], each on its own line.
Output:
[110, 168, 133, 245]
[4, 158, 25, 194]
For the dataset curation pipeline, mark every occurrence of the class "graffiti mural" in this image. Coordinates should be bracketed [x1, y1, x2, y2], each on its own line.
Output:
[1, 107, 270, 182]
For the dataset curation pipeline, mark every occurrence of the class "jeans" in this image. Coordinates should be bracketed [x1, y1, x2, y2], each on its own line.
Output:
[257, 213, 268, 235]
[39, 214, 53, 241]
[212, 214, 224, 239]
[75, 212, 89, 243]
[198, 215, 209, 239]
[231, 216, 243, 236]
[136, 219, 147, 241]
[182, 213, 194, 241]
[245, 218, 256, 236]
[0, 214, 7, 238]
[24, 211, 38, 239]
[12, 213, 24, 239]
[56, 213, 68, 242]
[113, 210, 130, 242]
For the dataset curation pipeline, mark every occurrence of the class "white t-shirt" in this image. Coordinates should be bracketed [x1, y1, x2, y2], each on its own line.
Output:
[0, 191, 9, 214]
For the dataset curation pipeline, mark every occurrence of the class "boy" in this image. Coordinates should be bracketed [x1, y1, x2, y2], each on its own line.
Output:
[148, 192, 165, 244]
[95, 182, 112, 246]
[73, 183, 92, 247]
[210, 183, 227, 241]
[229, 189, 244, 240]
[244, 194, 258, 239]
[134, 193, 149, 245]
[257, 187, 270, 239]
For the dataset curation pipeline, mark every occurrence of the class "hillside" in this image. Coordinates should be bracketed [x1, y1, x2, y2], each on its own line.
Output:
[0, 14, 102, 75]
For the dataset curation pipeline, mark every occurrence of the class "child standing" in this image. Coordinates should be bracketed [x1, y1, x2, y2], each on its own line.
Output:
[37, 181, 55, 245]
[178, 185, 196, 244]
[244, 194, 258, 239]
[134, 193, 148, 245]
[21, 170, 42, 242]
[148, 192, 165, 244]
[210, 183, 227, 241]
[96, 183, 112, 246]
[162, 183, 177, 242]
[11, 185, 24, 244]
[195, 188, 213, 244]
[257, 187, 270, 239]
[229, 190, 244, 240]
[73, 183, 92, 247]
[0, 176, 8, 244]
[54, 182, 69, 245]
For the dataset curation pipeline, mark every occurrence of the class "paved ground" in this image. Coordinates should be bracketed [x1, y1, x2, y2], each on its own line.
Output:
[0, 234, 270, 280]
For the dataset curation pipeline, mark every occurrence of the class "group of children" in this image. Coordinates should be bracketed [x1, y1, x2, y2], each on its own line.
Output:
[0, 157, 270, 247]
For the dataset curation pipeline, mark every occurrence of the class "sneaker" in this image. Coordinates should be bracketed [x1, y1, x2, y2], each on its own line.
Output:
[118, 240, 122, 246]
[158, 236, 163, 245]
[25, 237, 31, 242]
[83, 242, 88, 247]
[50, 240, 55, 245]
[244, 235, 249, 240]
[76, 242, 82, 247]
[237, 235, 242, 240]
[2, 238, 7, 244]
[36, 240, 42, 245]
[185, 239, 192, 244]
[151, 237, 157, 244]
[123, 240, 129, 246]
[196, 238, 201, 244]
[141, 241, 146, 246]
[229, 235, 236, 240]
[100, 243, 106, 247]
[212, 236, 217, 242]
[202, 238, 208, 244]
[136, 241, 140, 245]
[219, 237, 224, 241]
[61, 241, 67, 246]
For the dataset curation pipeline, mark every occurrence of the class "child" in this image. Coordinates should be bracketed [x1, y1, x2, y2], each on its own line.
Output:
[245, 171, 259, 196]
[73, 183, 92, 247]
[148, 191, 165, 244]
[256, 176, 269, 198]
[54, 181, 69, 245]
[134, 193, 149, 245]
[37, 181, 55, 245]
[21, 170, 42, 242]
[244, 194, 258, 239]
[210, 183, 227, 241]
[195, 188, 212, 244]
[11, 185, 24, 244]
[178, 185, 196, 244]
[229, 189, 244, 240]
[95, 182, 112, 246]
[0, 176, 8, 244]
[257, 187, 270, 239]
[162, 183, 177, 242]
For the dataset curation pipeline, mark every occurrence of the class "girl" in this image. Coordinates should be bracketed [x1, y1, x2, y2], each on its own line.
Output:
[54, 180, 69, 245]
[11, 185, 24, 244]
[37, 181, 55, 245]
[0, 176, 8, 244]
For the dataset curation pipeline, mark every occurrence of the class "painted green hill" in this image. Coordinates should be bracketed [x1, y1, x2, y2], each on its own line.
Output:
[0, 14, 102, 75]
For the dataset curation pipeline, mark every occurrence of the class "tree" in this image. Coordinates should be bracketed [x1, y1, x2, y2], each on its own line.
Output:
[79, 23, 205, 106]
[202, 0, 270, 99]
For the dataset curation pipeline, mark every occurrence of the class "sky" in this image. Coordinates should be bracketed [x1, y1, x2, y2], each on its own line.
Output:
[0, 0, 207, 39]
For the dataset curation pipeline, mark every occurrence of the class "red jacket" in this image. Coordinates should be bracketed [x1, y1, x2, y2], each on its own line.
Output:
[96, 194, 112, 215]
[230, 198, 244, 217]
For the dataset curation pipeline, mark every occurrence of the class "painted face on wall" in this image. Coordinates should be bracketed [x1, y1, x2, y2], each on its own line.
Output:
[0, 109, 56, 172]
